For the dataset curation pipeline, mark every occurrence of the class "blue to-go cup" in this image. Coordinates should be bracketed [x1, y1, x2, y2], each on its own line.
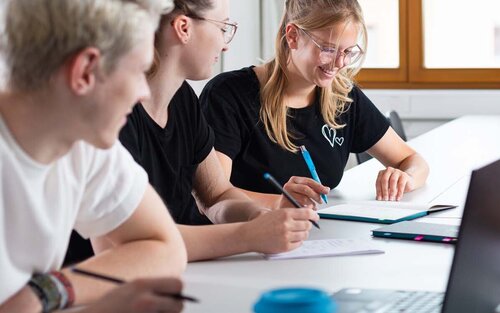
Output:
[253, 287, 337, 313]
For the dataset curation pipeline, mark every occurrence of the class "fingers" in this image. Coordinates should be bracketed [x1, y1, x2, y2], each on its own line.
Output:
[289, 206, 320, 222]
[133, 277, 183, 295]
[376, 167, 410, 201]
[283, 176, 330, 205]
[253, 208, 317, 254]
[131, 292, 184, 313]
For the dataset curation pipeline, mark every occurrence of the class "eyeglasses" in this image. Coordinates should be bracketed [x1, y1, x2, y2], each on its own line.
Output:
[187, 15, 238, 44]
[298, 28, 364, 67]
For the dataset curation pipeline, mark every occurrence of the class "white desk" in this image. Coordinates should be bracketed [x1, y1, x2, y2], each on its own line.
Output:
[183, 116, 500, 313]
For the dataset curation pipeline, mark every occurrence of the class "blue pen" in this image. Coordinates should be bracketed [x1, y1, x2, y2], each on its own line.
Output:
[299, 145, 328, 204]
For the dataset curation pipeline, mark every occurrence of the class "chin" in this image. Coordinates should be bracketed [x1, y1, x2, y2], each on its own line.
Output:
[315, 80, 334, 89]
[87, 134, 118, 150]
[90, 141, 115, 150]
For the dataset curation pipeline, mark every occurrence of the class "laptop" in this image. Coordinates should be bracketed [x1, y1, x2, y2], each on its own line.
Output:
[333, 159, 500, 313]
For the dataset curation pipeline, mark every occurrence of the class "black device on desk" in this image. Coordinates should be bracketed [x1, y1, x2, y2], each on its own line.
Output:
[333, 158, 500, 313]
[372, 221, 459, 244]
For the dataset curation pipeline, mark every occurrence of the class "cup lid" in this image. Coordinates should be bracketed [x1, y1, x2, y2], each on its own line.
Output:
[253, 287, 336, 313]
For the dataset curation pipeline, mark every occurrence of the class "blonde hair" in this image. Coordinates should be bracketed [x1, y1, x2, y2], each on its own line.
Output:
[260, 0, 367, 152]
[148, 0, 214, 79]
[4, 0, 171, 92]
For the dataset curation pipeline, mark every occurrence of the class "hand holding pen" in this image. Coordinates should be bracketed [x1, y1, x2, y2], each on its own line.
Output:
[71, 268, 197, 313]
[264, 173, 321, 229]
[299, 145, 329, 204]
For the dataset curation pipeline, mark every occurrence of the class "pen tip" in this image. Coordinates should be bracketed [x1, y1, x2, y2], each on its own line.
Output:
[263, 173, 270, 179]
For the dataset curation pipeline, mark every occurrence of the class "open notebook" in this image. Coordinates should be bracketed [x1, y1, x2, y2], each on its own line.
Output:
[318, 201, 457, 224]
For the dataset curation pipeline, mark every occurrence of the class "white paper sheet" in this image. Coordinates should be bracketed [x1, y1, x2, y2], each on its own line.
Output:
[265, 239, 384, 260]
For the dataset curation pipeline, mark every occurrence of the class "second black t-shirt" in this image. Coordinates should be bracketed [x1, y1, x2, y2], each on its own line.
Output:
[120, 81, 214, 225]
[201, 66, 390, 194]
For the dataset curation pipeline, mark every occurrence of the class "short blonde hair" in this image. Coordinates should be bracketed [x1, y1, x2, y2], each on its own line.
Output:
[4, 0, 172, 92]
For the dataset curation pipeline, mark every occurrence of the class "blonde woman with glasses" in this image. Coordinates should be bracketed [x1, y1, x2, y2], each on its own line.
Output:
[202, 0, 429, 209]
[68, 0, 318, 265]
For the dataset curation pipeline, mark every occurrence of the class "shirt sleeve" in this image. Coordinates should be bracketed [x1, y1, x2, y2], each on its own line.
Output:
[349, 86, 390, 153]
[184, 83, 214, 164]
[74, 142, 148, 239]
[200, 75, 242, 160]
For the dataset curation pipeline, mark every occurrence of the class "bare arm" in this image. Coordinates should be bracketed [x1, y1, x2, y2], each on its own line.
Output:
[215, 151, 329, 210]
[193, 149, 269, 223]
[367, 127, 430, 201]
[69, 185, 187, 305]
[0, 185, 187, 312]
[179, 207, 319, 261]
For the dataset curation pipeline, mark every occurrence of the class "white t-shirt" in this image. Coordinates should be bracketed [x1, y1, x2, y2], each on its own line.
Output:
[0, 116, 148, 303]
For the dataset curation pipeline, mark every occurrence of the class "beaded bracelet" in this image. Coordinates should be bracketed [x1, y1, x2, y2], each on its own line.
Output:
[27, 271, 74, 312]
[50, 271, 75, 308]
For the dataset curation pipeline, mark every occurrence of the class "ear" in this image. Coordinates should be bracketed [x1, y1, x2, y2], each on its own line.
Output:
[171, 14, 192, 44]
[66, 47, 101, 96]
[285, 24, 299, 49]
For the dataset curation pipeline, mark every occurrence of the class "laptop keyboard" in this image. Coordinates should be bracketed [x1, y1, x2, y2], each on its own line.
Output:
[364, 291, 444, 313]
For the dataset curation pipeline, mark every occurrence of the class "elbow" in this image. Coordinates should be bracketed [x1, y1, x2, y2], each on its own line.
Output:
[168, 232, 188, 274]
[155, 230, 188, 276]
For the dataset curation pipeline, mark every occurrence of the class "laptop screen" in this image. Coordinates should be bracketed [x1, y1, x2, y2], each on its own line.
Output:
[442, 159, 500, 313]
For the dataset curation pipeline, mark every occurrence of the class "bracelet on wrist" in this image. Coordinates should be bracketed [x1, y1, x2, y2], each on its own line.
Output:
[27, 271, 74, 312]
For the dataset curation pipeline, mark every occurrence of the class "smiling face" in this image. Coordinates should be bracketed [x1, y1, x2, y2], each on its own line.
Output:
[287, 21, 360, 89]
[184, 0, 232, 80]
[82, 31, 154, 149]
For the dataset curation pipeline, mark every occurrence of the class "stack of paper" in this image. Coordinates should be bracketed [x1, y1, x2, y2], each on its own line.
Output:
[265, 239, 384, 260]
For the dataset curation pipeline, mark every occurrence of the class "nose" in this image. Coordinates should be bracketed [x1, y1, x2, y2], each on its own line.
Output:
[334, 54, 345, 69]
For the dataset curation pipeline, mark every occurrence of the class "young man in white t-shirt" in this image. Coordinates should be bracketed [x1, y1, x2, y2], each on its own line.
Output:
[0, 1, 187, 312]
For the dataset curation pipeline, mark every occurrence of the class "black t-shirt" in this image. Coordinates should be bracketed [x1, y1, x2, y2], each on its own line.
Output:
[120, 81, 214, 225]
[201, 66, 389, 194]
[63, 82, 213, 266]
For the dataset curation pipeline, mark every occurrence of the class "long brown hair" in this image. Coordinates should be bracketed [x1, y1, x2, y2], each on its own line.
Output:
[147, 0, 214, 78]
[260, 0, 367, 152]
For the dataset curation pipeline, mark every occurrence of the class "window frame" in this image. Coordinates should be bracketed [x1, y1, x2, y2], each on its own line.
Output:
[357, 0, 500, 89]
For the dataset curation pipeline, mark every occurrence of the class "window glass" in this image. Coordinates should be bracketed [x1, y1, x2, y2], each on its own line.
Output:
[358, 0, 400, 68]
[423, 0, 500, 68]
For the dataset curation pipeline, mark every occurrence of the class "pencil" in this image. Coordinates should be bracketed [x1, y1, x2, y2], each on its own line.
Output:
[263, 173, 320, 229]
[71, 267, 199, 303]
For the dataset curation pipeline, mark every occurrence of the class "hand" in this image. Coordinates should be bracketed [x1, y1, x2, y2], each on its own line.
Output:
[376, 167, 414, 201]
[241, 206, 319, 254]
[277, 176, 330, 209]
[79, 278, 184, 313]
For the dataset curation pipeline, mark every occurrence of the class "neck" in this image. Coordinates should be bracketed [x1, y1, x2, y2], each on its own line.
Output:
[0, 90, 77, 164]
[284, 63, 316, 109]
[141, 52, 186, 128]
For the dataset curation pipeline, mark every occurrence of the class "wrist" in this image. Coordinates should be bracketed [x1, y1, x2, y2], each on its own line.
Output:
[27, 271, 75, 313]
[237, 221, 254, 252]
[272, 194, 282, 210]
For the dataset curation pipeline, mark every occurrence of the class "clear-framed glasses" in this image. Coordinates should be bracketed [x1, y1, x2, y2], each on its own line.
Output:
[187, 15, 238, 44]
[299, 28, 364, 67]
